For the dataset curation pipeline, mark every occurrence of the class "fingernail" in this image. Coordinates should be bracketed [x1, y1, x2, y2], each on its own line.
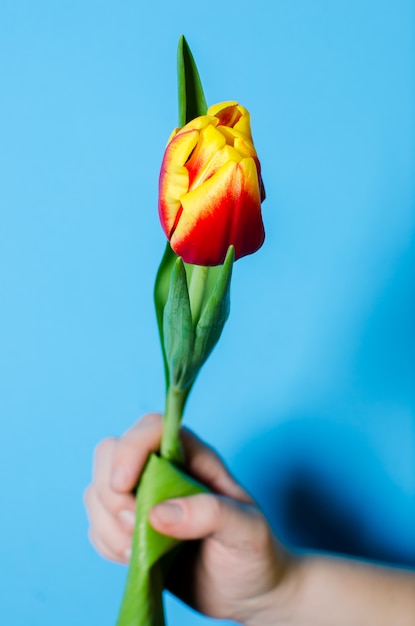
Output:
[119, 509, 136, 530]
[152, 501, 184, 524]
[124, 547, 132, 562]
[111, 466, 127, 490]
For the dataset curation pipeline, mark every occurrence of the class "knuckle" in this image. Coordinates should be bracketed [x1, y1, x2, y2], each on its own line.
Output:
[94, 437, 117, 462]
[190, 449, 219, 480]
[125, 413, 162, 439]
[83, 485, 94, 510]
[250, 509, 272, 549]
[115, 540, 131, 560]
[140, 412, 162, 427]
[117, 413, 163, 456]
[88, 529, 119, 563]
[106, 530, 131, 559]
[93, 438, 117, 471]
[88, 528, 102, 554]
[205, 493, 223, 520]
[88, 527, 97, 546]
[89, 520, 129, 559]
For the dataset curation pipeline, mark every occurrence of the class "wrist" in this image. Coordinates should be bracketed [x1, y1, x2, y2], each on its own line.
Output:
[243, 548, 302, 626]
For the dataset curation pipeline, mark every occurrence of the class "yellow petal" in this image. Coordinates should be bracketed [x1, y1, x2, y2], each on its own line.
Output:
[233, 105, 253, 140]
[234, 136, 258, 159]
[207, 101, 238, 117]
[186, 124, 226, 190]
[217, 125, 256, 150]
[178, 115, 217, 135]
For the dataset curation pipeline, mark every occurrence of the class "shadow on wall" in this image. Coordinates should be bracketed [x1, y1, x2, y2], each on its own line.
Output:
[233, 225, 415, 568]
[234, 416, 415, 568]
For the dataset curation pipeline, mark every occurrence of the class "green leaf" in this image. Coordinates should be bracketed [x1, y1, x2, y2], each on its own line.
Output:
[116, 454, 208, 626]
[154, 243, 178, 390]
[192, 246, 234, 372]
[161, 248, 235, 396]
[163, 258, 195, 388]
[177, 35, 208, 126]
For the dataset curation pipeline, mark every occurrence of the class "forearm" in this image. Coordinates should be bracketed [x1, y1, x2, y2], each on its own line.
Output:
[246, 554, 415, 626]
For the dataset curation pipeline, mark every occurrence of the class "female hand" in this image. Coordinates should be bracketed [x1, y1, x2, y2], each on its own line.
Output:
[84, 413, 294, 625]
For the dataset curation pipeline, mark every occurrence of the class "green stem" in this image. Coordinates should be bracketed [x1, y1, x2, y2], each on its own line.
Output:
[160, 266, 209, 465]
[188, 265, 209, 327]
[160, 385, 187, 464]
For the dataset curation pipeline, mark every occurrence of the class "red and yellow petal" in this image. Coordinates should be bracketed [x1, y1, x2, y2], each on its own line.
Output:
[170, 157, 264, 265]
[187, 128, 243, 188]
[158, 129, 199, 238]
[185, 124, 227, 190]
[212, 104, 242, 128]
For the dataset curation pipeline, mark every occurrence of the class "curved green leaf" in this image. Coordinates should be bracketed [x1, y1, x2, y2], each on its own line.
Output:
[163, 258, 194, 389]
[116, 454, 208, 626]
[177, 35, 207, 126]
[154, 243, 178, 390]
[193, 246, 234, 372]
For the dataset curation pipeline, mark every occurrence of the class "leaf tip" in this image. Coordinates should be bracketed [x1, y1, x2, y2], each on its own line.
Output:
[225, 245, 235, 267]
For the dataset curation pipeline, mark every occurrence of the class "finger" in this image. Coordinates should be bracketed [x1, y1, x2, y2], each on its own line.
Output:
[92, 436, 117, 491]
[181, 428, 252, 504]
[149, 493, 268, 550]
[85, 484, 133, 562]
[91, 439, 137, 517]
[84, 482, 136, 538]
[88, 528, 129, 564]
[110, 413, 163, 493]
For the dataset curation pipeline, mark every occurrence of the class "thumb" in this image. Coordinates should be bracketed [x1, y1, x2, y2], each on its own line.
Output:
[149, 493, 266, 549]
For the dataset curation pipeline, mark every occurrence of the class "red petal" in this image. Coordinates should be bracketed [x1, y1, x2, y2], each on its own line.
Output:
[170, 158, 264, 266]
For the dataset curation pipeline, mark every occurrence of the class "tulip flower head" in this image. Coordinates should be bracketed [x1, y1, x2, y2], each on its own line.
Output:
[159, 101, 265, 266]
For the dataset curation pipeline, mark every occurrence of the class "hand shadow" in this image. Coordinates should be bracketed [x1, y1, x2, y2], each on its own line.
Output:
[233, 416, 415, 568]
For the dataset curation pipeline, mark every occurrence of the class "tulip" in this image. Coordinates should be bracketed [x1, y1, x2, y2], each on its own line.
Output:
[159, 101, 265, 266]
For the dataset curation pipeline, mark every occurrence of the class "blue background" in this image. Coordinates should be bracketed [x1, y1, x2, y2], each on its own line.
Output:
[1, 1, 414, 624]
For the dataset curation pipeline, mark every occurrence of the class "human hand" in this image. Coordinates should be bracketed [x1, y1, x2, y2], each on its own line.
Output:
[84, 413, 295, 625]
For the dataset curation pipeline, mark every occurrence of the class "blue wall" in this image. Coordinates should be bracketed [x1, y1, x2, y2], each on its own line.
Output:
[1, 1, 414, 624]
